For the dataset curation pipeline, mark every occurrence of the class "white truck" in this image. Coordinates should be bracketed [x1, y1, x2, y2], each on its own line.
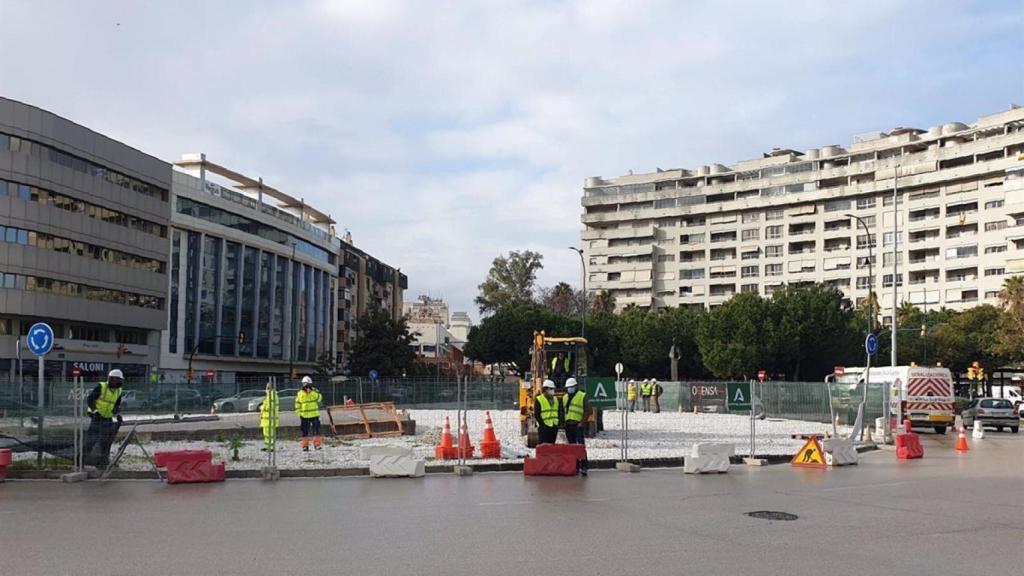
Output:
[837, 366, 956, 435]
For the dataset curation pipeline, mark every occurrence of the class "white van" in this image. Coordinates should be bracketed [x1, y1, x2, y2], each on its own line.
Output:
[838, 366, 956, 435]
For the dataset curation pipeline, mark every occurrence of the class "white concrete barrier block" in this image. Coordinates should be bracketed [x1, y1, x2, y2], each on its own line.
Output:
[360, 445, 414, 460]
[369, 454, 426, 478]
[822, 438, 858, 466]
[684, 455, 730, 474]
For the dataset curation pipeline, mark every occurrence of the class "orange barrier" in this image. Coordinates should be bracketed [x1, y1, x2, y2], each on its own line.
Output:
[435, 416, 457, 459]
[479, 411, 501, 458]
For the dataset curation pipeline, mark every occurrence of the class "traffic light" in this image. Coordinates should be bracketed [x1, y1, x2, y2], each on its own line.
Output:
[919, 324, 927, 337]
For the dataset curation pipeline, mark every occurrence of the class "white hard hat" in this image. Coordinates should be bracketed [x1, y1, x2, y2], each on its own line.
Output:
[629, 379, 635, 384]
[565, 377, 578, 388]
[301, 376, 313, 385]
[108, 369, 124, 380]
[651, 378, 658, 383]
[542, 380, 556, 389]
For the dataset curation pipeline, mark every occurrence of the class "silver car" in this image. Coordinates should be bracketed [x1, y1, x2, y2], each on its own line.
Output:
[962, 398, 1020, 433]
[246, 388, 301, 412]
[211, 389, 265, 413]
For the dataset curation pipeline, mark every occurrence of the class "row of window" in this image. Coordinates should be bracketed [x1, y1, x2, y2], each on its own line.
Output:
[0, 177, 167, 238]
[0, 270, 163, 309]
[0, 317, 148, 343]
[177, 197, 336, 266]
[0, 224, 165, 273]
[0, 132, 168, 201]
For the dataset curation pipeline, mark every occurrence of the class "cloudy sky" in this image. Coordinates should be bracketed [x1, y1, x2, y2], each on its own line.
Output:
[2, 0, 1021, 319]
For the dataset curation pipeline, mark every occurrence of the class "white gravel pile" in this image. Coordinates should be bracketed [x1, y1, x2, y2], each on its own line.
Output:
[17, 409, 847, 471]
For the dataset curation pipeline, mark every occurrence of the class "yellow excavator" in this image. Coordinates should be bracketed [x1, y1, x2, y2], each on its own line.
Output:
[518, 331, 599, 447]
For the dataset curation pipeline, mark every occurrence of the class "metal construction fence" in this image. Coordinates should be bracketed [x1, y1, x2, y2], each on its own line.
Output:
[2, 376, 889, 424]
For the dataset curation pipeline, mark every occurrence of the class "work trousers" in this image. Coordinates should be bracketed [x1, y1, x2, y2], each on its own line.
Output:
[83, 417, 116, 466]
[537, 425, 558, 445]
[564, 423, 589, 473]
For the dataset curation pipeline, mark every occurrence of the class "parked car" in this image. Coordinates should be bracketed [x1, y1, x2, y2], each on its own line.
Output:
[211, 389, 265, 413]
[120, 390, 152, 411]
[247, 388, 300, 413]
[152, 389, 206, 412]
[961, 398, 1020, 433]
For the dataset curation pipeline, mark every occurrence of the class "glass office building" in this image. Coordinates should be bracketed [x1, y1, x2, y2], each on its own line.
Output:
[161, 163, 337, 382]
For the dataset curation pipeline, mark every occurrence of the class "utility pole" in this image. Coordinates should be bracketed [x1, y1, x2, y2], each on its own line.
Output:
[569, 247, 586, 339]
[847, 213, 874, 436]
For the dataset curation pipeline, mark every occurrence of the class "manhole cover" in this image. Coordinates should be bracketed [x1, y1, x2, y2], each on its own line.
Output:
[746, 511, 798, 521]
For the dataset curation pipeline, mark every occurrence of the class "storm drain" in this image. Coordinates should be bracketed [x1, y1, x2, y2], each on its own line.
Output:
[745, 511, 798, 521]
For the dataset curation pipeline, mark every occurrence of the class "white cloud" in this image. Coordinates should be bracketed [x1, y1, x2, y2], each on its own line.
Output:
[1, 0, 1021, 322]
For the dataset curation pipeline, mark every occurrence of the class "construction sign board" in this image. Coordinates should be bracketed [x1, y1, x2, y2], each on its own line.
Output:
[791, 436, 827, 469]
[587, 377, 617, 408]
[726, 381, 752, 411]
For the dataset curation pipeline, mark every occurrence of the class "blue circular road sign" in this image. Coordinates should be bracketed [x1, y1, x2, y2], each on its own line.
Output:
[865, 333, 879, 356]
[27, 322, 54, 356]
[369, 369, 379, 380]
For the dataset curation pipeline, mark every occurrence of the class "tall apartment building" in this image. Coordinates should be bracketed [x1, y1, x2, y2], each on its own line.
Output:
[1, 97, 171, 384]
[581, 106, 1024, 324]
[160, 154, 339, 383]
[336, 235, 407, 374]
[404, 295, 450, 325]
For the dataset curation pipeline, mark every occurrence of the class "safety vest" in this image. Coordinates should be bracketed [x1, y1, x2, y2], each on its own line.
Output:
[551, 357, 570, 372]
[563, 391, 586, 423]
[260, 390, 280, 427]
[627, 383, 637, 400]
[535, 394, 560, 427]
[295, 389, 322, 419]
[90, 381, 122, 419]
[641, 382, 652, 396]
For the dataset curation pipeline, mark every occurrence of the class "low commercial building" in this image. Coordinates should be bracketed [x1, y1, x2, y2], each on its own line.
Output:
[0, 97, 171, 386]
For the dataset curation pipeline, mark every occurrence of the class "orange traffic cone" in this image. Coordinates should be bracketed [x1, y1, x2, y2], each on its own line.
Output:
[479, 411, 501, 458]
[955, 425, 969, 452]
[435, 416, 457, 459]
[456, 417, 475, 459]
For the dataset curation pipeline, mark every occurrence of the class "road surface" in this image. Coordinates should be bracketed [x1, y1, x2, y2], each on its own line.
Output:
[1, 433, 1021, 576]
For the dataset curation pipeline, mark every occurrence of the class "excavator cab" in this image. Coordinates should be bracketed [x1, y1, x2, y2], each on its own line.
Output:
[519, 331, 594, 447]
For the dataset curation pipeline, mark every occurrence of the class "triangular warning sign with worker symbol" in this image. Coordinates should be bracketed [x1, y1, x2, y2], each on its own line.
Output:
[790, 437, 827, 469]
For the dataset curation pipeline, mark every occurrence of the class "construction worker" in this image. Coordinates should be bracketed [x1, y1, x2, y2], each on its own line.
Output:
[562, 377, 590, 476]
[259, 380, 279, 452]
[82, 368, 124, 467]
[652, 378, 664, 413]
[295, 376, 323, 451]
[641, 379, 653, 412]
[535, 379, 562, 445]
[549, 351, 570, 387]
[627, 380, 638, 412]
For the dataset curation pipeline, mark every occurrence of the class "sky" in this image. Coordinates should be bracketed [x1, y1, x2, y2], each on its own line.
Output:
[1, 0, 1022, 321]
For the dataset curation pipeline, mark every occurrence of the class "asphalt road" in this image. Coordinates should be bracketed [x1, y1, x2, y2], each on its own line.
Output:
[2, 433, 1022, 576]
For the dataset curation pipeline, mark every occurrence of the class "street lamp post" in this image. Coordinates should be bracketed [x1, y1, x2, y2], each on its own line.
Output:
[891, 166, 900, 368]
[846, 213, 875, 437]
[569, 247, 586, 339]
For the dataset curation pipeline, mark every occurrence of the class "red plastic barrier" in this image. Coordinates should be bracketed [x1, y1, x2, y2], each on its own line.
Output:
[0, 448, 11, 482]
[154, 450, 212, 468]
[535, 443, 587, 459]
[524, 454, 577, 476]
[896, 432, 924, 460]
[166, 460, 226, 484]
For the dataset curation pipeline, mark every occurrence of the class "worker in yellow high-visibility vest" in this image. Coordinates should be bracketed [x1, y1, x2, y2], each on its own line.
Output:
[295, 376, 323, 451]
[83, 369, 125, 466]
[260, 381, 280, 452]
[535, 380, 562, 445]
[627, 380, 638, 412]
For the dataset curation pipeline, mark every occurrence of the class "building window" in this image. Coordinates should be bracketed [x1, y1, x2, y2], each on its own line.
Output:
[985, 290, 1000, 299]
[711, 231, 737, 243]
[220, 242, 240, 356]
[198, 236, 222, 355]
[608, 272, 621, 281]
[240, 247, 258, 356]
[882, 195, 904, 207]
[169, 231, 181, 354]
[882, 232, 903, 247]
[856, 276, 871, 290]
[272, 256, 287, 360]
[741, 265, 759, 278]
[679, 268, 705, 280]
[69, 325, 110, 342]
[984, 220, 1007, 232]
[985, 268, 1005, 277]
[824, 199, 851, 213]
[984, 200, 1004, 209]
[882, 274, 904, 288]
[184, 232, 201, 353]
[765, 263, 783, 276]
[766, 225, 783, 239]
[856, 197, 876, 210]
[258, 251, 273, 358]
[14, 273, 162, 309]
[741, 250, 759, 260]
[741, 284, 759, 294]
[741, 229, 760, 242]
[882, 253, 904, 266]
[0, 224, 165, 273]
[857, 234, 876, 249]
[985, 244, 1007, 254]
[765, 209, 784, 221]
[680, 233, 705, 245]
[861, 215, 876, 227]
[762, 245, 781, 258]
[945, 245, 978, 259]
[657, 254, 676, 263]
[741, 212, 760, 223]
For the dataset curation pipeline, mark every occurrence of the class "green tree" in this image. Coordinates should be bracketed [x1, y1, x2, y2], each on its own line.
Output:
[463, 303, 568, 375]
[313, 351, 336, 381]
[590, 290, 616, 314]
[766, 284, 858, 380]
[348, 305, 417, 379]
[995, 276, 1024, 363]
[475, 250, 544, 315]
[611, 306, 706, 380]
[539, 282, 579, 317]
[931, 305, 1003, 372]
[697, 293, 771, 379]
